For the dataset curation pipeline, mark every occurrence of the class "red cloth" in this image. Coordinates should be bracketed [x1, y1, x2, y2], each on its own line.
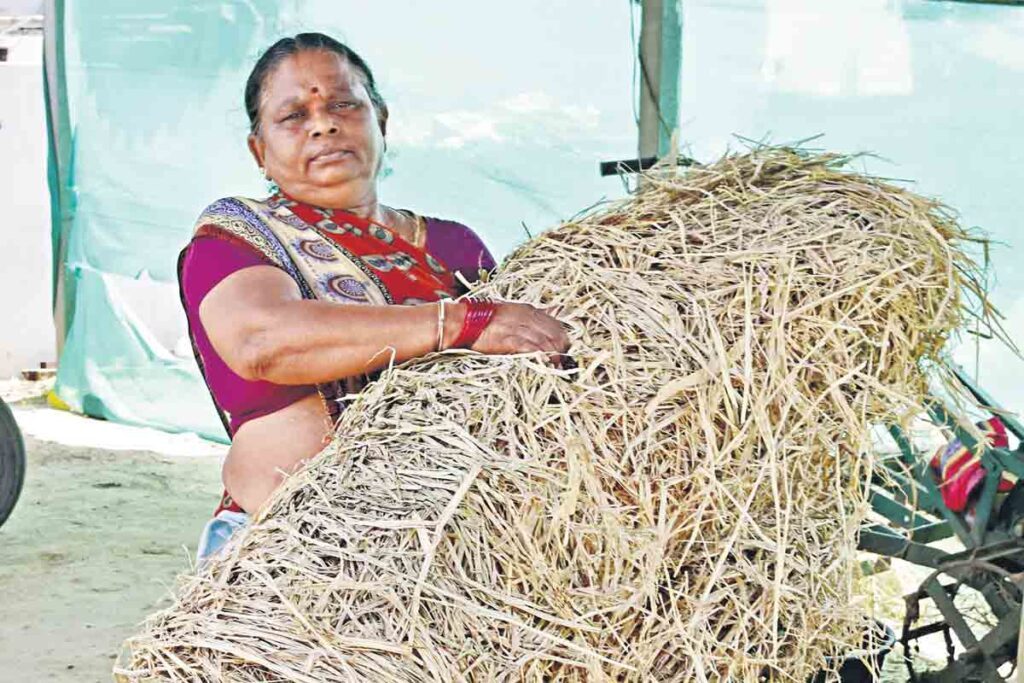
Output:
[930, 416, 1013, 513]
[281, 193, 458, 302]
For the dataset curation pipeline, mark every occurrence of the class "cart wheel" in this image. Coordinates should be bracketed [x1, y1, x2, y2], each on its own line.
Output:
[0, 397, 26, 527]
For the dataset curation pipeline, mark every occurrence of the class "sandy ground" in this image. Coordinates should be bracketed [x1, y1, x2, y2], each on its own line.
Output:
[0, 380, 997, 682]
[0, 382, 224, 682]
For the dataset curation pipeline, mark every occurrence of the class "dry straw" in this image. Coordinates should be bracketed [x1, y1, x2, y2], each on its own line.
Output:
[117, 147, 991, 681]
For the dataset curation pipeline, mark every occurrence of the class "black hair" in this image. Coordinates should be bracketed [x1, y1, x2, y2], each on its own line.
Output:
[244, 32, 387, 135]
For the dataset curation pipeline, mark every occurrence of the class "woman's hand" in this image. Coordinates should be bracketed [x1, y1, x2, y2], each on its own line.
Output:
[461, 301, 571, 366]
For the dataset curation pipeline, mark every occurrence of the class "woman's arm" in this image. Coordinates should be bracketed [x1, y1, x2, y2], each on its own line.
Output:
[199, 265, 569, 385]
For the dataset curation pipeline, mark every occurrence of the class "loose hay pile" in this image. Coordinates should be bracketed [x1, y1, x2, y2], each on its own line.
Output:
[118, 148, 989, 681]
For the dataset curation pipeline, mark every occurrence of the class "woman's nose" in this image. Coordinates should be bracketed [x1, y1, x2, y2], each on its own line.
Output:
[309, 111, 338, 138]
[310, 122, 338, 138]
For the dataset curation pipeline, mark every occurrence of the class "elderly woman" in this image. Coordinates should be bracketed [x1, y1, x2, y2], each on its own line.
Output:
[179, 33, 570, 559]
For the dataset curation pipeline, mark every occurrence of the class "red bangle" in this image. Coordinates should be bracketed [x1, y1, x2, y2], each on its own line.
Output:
[451, 298, 496, 349]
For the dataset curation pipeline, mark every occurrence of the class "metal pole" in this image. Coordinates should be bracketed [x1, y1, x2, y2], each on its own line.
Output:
[638, 0, 662, 159]
[638, 0, 682, 159]
[43, 0, 72, 358]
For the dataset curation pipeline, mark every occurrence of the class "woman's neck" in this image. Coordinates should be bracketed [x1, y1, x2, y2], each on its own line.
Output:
[339, 196, 388, 224]
[285, 184, 384, 221]
[281, 187, 419, 245]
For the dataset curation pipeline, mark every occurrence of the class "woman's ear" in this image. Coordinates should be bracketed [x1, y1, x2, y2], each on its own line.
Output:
[247, 133, 265, 172]
[377, 103, 389, 138]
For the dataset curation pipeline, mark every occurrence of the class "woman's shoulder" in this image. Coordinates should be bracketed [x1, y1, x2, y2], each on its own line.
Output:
[419, 215, 497, 283]
[421, 215, 479, 238]
[190, 195, 298, 269]
[422, 216, 496, 267]
[179, 230, 280, 304]
[195, 195, 273, 232]
[181, 196, 286, 298]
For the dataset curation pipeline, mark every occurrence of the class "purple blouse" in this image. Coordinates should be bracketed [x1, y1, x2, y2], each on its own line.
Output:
[180, 216, 496, 437]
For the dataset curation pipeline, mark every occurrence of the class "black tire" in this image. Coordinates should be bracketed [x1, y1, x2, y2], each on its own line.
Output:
[0, 397, 26, 528]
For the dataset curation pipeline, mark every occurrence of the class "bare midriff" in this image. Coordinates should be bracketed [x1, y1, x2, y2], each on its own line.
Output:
[223, 393, 333, 512]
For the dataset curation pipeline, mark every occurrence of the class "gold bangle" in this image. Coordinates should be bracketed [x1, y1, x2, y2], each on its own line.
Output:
[436, 299, 447, 351]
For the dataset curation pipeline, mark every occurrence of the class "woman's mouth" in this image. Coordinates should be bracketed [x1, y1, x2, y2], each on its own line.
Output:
[311, 149, 352, 164]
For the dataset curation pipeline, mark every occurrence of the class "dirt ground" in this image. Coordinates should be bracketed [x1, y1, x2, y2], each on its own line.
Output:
[0, 386, 223, 682]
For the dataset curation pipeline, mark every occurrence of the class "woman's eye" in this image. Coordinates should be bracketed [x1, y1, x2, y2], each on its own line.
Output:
[282, 111, 304, 122]
[331, 100, 357, 110]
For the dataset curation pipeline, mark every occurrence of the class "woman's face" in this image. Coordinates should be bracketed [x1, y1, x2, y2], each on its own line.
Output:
[248, 50, 386, 208]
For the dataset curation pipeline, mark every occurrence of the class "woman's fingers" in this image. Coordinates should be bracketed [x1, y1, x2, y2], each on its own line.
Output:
[507, 336, 564, 368]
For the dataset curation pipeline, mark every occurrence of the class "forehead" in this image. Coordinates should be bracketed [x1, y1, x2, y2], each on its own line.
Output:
[262, 50, 365, 104]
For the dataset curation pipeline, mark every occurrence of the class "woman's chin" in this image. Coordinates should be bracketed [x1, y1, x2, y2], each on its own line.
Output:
[294, 170, 366, 195]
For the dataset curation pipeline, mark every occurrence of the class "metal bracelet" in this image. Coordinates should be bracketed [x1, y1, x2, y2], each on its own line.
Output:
[436, 299, 447, 351]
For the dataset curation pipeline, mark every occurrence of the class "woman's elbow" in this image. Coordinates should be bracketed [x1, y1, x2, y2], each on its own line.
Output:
[203, 297, 289, 382]
[233, 329, 281, 382]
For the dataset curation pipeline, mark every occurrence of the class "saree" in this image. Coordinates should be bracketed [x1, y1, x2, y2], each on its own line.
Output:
[179, 193, 460, 521]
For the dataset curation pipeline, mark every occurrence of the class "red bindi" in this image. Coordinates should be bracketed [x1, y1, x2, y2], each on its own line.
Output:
[310, 86, 319, 94]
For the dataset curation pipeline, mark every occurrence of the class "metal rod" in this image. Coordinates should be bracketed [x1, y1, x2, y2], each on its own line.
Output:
[972, 467, 1004, 546]
[886, 424, 974, 545]
[638, 0, 662, 159]
[931, 0, 1024, 6]
[44, 0, 72, 358]
[951, 363, 1024, 442]
[598, 155, 696, 177]
[637, 0, 681, 159]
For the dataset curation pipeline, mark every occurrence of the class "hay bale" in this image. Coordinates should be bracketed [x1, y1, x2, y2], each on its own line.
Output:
[117, 148, 988, 681]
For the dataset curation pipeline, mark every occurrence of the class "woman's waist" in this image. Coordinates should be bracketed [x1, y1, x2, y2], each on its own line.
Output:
[229, 393, 334, 463]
